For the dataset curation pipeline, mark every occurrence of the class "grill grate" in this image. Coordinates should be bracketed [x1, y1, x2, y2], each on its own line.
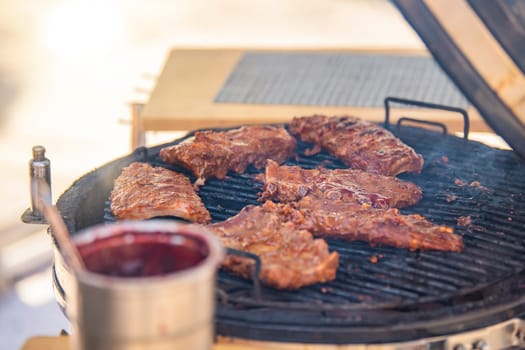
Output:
[104, 123, 525, 301]
[214, 52, 470, 109]
[100, 118, 525, 343]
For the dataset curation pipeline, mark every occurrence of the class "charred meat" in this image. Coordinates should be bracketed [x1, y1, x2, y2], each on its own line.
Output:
[159, 125, 296, 184]
[289, 115, 424, 176]
[259, 159, 422, 208]
[110, 162, 211, 223]
[208, 201, 339, 290]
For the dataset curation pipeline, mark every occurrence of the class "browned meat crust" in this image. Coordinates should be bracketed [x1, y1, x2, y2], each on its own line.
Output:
[289, 115, 424, 176]
[110, 162, 211, 223]
[159, 125, 296, 183]
[208, 201, 339, 290]
[288, 196, 463, 252]
[259, 159, 422, 208]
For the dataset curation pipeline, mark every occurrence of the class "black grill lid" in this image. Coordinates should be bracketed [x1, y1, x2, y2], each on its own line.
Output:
[393, 0, 525, 159]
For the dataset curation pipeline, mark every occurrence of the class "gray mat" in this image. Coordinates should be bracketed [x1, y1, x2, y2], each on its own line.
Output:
[214, 52, 469, 108]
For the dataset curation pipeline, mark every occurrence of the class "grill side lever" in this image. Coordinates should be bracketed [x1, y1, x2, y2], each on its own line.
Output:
[21, 145, 51, 224]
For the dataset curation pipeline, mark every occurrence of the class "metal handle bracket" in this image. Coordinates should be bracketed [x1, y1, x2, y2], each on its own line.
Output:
[384, 96, 470, 139]
[225, 247, 262, 301]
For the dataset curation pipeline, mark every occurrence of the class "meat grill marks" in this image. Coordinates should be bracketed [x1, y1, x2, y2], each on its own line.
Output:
[208, 201, 339, 290]
[259, 159, 422, 208]
[110, 162, 211, 223]
[289, 115, 424, 176]
[257, 161, 461, 252]
[287, 195, 464, 252]
[159, 125, 296, 184]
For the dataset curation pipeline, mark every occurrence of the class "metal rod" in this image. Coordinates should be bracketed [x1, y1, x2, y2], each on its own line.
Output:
[33, 178, 86, 272]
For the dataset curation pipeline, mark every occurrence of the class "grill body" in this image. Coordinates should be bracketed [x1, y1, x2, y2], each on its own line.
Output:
[54, 123, 525, 344]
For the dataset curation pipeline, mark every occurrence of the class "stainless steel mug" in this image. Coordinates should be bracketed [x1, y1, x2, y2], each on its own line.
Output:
[67, 220, 224, 350]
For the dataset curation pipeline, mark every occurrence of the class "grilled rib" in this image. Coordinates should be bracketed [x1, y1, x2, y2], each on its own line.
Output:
[159, 125, 296, 184]
[259, 159, 422, 208]
[289, 115, 424, 176]
[287, 195, 463, 252]
[110, 162, 211, 223]
[208, 201, 339, 290]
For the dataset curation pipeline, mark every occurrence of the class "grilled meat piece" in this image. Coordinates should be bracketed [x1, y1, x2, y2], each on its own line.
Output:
[259, 159, 422, 208]
[159, 125, 296, 183]
[289, 115, 424, 176]
[110, 162, 211, 223]
[289, 195, 463, 252]
[208, 201, 339, 290]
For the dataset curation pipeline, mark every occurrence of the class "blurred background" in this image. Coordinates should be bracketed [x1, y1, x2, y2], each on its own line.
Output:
[0, 0, 424, 348]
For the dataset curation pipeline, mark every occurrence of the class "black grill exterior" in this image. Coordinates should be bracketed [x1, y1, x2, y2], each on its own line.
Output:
[57, 117, 525, 344]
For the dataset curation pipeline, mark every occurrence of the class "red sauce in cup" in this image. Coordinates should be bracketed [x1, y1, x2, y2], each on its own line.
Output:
[76, 231, 209, 277]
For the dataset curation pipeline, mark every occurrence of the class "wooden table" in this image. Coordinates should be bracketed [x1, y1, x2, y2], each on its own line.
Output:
[133, 47, 490, 148]
[21, 336, 334, 350]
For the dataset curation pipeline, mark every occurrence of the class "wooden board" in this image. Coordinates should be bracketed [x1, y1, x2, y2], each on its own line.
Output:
[139, 48, 490, 139]
[21, 336, 345, 350]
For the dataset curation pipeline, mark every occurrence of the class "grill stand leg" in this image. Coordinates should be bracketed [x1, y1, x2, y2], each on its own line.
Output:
[130, 102, 146, 150]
